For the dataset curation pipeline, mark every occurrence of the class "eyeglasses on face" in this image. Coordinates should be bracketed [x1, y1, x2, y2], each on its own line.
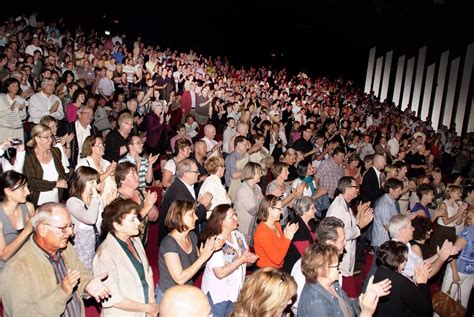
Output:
[44, 222, 75, 233]
[39, 134, 54, 139]
[329, 263, 340, 270]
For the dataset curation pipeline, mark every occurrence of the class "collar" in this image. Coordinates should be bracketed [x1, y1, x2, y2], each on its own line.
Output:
[33, 236, 63, 262]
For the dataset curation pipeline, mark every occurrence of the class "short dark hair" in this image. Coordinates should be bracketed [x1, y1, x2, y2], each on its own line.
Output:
[0, 170, 28, 201]
[384, 178, 404, 193]
[100, 197, 140, 243]
[115, 162, 136, 187]
[332, 147, 345, 156]
[376, 240, 408, 271]
[416, 183, 434, 200]
[296, 160, 311, 178]
[234, 135, 247, 148]
[315, 217, 344, 245]
[165, 200, 195, 232]
[412, 216, 432, 241]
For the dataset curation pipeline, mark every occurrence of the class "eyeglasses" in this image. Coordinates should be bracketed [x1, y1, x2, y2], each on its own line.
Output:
[272, 206, 283, 211]
[329, 263, 340, 270]
[94, 144, 104, 148]
[188, 170, 200, 174]
[39, 135, 54, 139]
[44, 223, 75, 233]
[348, 185, 359, 189]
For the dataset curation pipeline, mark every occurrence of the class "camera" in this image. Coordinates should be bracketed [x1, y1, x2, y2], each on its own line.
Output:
[10, 138, 22, 146]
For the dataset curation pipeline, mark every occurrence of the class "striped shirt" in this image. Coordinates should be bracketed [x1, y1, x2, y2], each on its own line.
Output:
[372, 194, 399, 247]
[119, 154, 149, 190]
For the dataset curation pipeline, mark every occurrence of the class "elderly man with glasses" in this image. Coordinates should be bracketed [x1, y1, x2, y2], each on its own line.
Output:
[0, 202, 111, 317]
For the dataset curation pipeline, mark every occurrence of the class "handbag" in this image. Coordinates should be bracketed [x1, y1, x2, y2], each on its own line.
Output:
[432, 281, 466, 317]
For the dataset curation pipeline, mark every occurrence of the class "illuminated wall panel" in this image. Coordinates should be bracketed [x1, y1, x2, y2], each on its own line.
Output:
[412, 46, 427, 115]
[380, 50, 393, 101]
[393, 55, 406, 107]
[401, 57, 415, 110]
[420, 63, 435, 121]
[432, 50, 450, 130]
[364, 47, 376, 94]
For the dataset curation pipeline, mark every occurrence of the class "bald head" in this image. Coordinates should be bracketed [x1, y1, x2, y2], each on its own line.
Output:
[160, 285, 211, 317]
[373, 154, 386, 171]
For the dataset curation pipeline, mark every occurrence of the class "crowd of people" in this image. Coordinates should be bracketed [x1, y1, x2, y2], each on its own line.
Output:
[0, 12, 473, 317]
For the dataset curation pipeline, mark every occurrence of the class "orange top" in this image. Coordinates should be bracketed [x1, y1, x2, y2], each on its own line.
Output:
[254, 222, 291, 268]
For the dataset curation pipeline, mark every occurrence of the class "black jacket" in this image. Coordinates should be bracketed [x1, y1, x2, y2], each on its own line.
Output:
[282, 215, 317, 273]
[360, 167, 385, 207]
[61, 122, 99, 168]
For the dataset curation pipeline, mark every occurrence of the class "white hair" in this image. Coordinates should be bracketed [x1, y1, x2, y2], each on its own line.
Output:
[387, 214, 410, 239]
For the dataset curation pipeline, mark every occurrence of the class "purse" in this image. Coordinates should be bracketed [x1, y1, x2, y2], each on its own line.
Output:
[432, 281, 466, 317]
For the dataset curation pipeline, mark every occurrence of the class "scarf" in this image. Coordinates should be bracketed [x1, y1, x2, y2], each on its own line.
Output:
[300, 176, 315, 195]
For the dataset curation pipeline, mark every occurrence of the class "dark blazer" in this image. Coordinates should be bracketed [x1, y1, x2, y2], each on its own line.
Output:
[373, 265, 432, 317]
[158, 178, 207, 244]
[283, 215, 316, 273]
[62, 122, 99, 168]
[360, 167, 384, 207]
[331, 134, 346, 150]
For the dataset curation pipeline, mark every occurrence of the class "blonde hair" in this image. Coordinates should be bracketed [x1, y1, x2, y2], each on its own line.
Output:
[465, 207, 474, 227]
[26, 124, 51, 148]
[230, 267, 297, 317]
[204, 156, 224, 174]
[445, 185, 462, 199]
[240, 162, 262, 182]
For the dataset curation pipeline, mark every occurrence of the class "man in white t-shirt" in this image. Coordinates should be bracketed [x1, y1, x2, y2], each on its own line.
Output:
[25, 35, 43, 56]
[201, 124, 222, 158]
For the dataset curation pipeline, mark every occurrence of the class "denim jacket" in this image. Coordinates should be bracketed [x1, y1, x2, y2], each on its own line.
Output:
[297, 282, 359, 317]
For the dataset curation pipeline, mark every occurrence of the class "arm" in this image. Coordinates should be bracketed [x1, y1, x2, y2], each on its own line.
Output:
[161, 169, 174, 188]
[255, 226, 291, 265]
[0, 220, 33, 261]
[66, 197, 100, 225]
[163, 252, 207, 285]
[23, 153, 58, 191]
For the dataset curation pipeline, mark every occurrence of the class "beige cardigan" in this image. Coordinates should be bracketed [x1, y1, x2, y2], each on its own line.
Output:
[0, 237, 93, 317]
[93, 233, 154, 317]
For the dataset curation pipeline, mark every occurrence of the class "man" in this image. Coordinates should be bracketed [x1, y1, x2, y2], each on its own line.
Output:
[360, 154, 386, 207]
[326, 177, 374, 283]
[97, 69, 115, 102]
[104, 112, 133, 162]
[158, 159, 213, 244]
[228, 121, 249, 153]
[62, 105, 99, 168]
[181, 81, 197, 117]
[315, 147, 345, 200]
[292, 124, 317, 159]
[0, 203, 110, 316]
[387, 214, 459, 279]
[387, 132, 402, 158]
[201, 124, 222, 158]
[25, 35, 43, 56]
[191, 140, 208, 192]
[28, 78, 64, 124]
[119, 135, 158, 190]
[331, 127, 348, 151]
[160, 285, 211, 317]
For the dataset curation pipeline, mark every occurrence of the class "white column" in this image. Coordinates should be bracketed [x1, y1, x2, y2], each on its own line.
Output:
[421, 63, 436, 121]
[393, 55, 406, 107]
[469, 94, 474, 133]
[380, 50, 393, 102]
[442, 57, 460, 128]
[432, 50, 450, 130]
[401, 57, 415, 111]
[365, 47, 376, 94]
[373, 56, 384, 97]
[456, 43, 474, 135]
[412, 46, 427, 115]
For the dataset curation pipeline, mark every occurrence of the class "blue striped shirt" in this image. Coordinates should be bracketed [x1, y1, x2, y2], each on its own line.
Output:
[372, 194, 399, 247]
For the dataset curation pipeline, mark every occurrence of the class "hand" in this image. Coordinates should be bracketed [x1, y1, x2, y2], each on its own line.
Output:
[437, 240, 460, 261]
[414, 261, 431, 284]
[56, 179, 68, 188]
[143, 190, 158, 212]
[452, 271, 461, 283]
[24, 214, 34, 234]
[295, 182, 306, 196]
[148, 153, 159, 165]
[84, 272, 111, 302]
[367, 276, 391, 297]
[284, 223, 299, 240]
[50, 100, 60, 113]
[359, 287, 379, 317]
[0, 139, 10, 150]
[433, 207, 448, 219]
[356, 201, 371, 215]
[146, 303, 160, 317]
[105, 161, 117, 176]
[198, 192, 213, 209]
[61, 269, 81, 296]
[199, 236, 218, 260]
[357, 202, 374, 229]
[239, 249, 259, 264]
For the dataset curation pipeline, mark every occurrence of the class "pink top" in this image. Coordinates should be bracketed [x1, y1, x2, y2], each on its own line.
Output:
[67, 103, 80, 123]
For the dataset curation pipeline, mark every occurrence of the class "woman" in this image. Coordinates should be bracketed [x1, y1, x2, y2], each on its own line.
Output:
[156, 200, 223, 303]
[77, 135, 117, 205]
[161, 138, 192, 189]
[200, 204, 258, 315]
[198, 157, 231, 219]
[254, 195, 299, 269]
[40, 115, 73, 174]
[373, 240, 432, 317]
[116, 162, 158, 246]
[230, 267, 297, 317]
[292, 160, 326, 205]
[23, 124, 67, 207]
[0, 77, 27, 143]
[234, 162, 264, 245]
[441, 208, 474, 308]
[93, 198, 159, 316]
[395, 161, 415, 214]
[66, 88, 86, 123]
[145, 101, 167, 155]
[0, 171, 35, 271]
[410, 216, 433, 260]
[282, 148, 298, 182]
[283, 196, 317, 273]
[344, 154, 362, 186]
[430, 185, 468, 253]
[66, 166, 104, 271]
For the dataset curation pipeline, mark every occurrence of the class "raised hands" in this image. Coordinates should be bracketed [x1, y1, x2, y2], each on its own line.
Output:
[198, 192, 213, 209]
[437, 239, 460, 261]
[414, 261, 432, 284]
[284, 223, 299, 240]
[84, 272, 112, 302]
[239, 249, 259, 264]
[356, 202, 374, 229]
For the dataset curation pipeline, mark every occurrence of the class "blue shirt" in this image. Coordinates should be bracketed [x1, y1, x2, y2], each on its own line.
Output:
[457, 227, 474, 274]
[372, 194, 399, 247]
[411, 202, 430, 219]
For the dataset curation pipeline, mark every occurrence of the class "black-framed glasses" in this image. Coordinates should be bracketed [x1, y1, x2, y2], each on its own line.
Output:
[329, 263, 340, 270]
[188, 170, 200, 174]
[272, 206, 283, 211]
[44, 223, 75, 233]
[348, 185, 359, 189]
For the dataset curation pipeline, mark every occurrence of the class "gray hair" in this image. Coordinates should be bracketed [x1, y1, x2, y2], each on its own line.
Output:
[241, 162, 262, 182]
[373, 154, 386, 165]
[41, 78, 55, 89]
[316, 217, 344, 245]
[293, 196, 314, 217]
[176, 159, 195, 179]
[77, 104, 92, 114]
[32, 202, 65, 229]
[387, 214, 411, 239]
[336, 176, 355, 195]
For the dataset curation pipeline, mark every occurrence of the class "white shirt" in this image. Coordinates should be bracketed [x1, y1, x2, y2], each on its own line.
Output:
[25, 44, 43, 56]
[75, 121, 92, 163]
[190, 91, 196, 109]
[198, 174, 232, 215]
[387, 138, 400, 157]
[201, 136, 219, 158]
[182, 179, 196, 200]
[374, 167, 382, 188]
[28, 92, 64, 123]
[37, 159, 59, 205]
[222, 127, 235, 154]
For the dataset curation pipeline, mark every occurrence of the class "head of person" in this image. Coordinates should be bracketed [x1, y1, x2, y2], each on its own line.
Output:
[301, 124, 313, 140]
[296, 160, 314, 178]
[387, 214, 414, 243]
[373, 154, 387, 171]
[32, 203, 75, 252]
[332, 147, 345, 165]
[465, 208, 474, 227]
[384, 164, 398, 179]
[236, 121, 249, 135]
[72, 88, 86, 104]
[257, 194, 283, 223]
[445, 184, 462, 200]
[176, 159, 199, 185]
[99, 197, 141, 242]
[412, 216, 433, 242]
[283, 148, 297, 165]
[315, 216, 346, 254]
[301, 243, 340, 285]
[164, 200, 197, 233]
[231, 267, 297, 317]
[160, 285, 211, 317]
[1, 77, 20, 95]
[193, 140, 207, 158]
[175, 138, 192, 157]
[241, 162, 262, 184]
[347, 153, 360, 169]
[416, 183, 435, 202]
[82, 135, 104, 158]
[293, 196, 317, 220]
[376, 240, 409, 273]
[336, 176, 358, 201]
[39, 115, 59, 136]
[115, 162, 139, 189]
[431, 167, 442, 183]
[126, 135, 144, 155]
[204, 156, 225, 178]
[203, 124, 216, 140]
[27, 124, 53, 149]
[0, 170, 30, 204]
[234, 135, 249, 154]
[117, 112, 134, 134]
[69, 166, 100, 198]
[41, 78, 56, 95]
[394, 161, 408, 177]
[384, 177, 404, 200]
[271, 161, 289, 181]
[77, 105, 94, 126]
[200, 204, 237, 243]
